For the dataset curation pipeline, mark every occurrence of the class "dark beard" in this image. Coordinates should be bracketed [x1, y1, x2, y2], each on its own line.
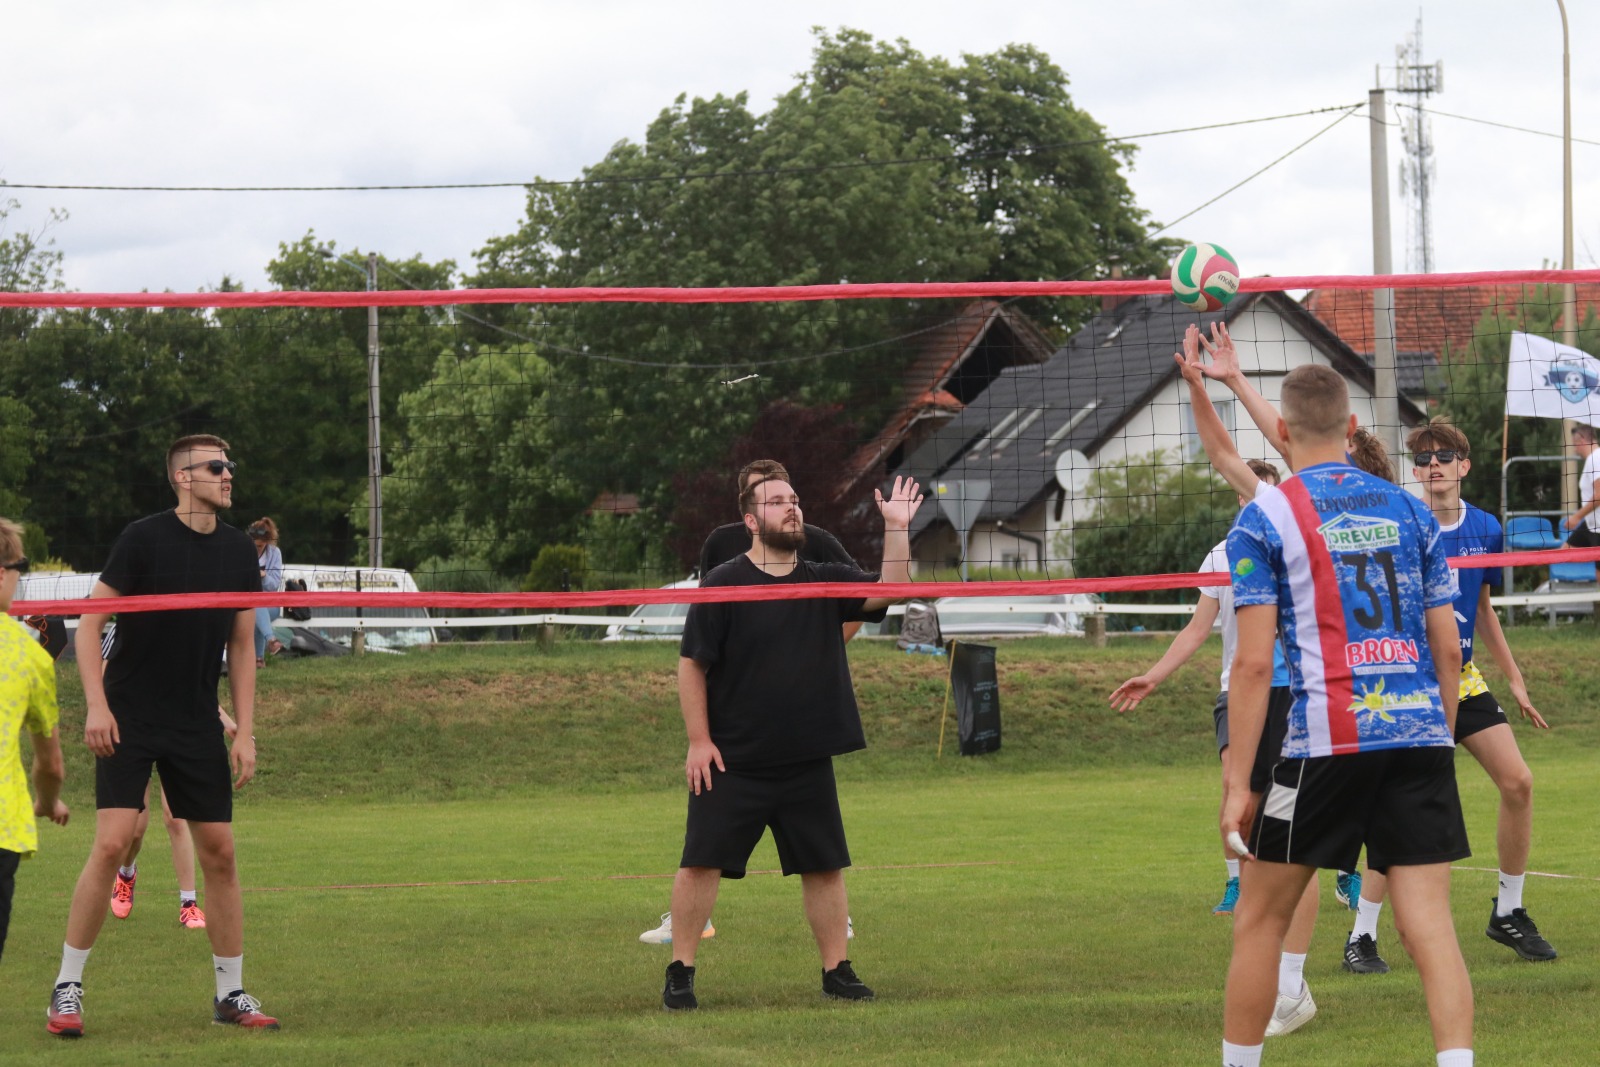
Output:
[758, 525, 806, 553]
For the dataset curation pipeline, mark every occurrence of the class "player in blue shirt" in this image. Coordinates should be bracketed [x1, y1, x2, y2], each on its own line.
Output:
[1218, 362, 1472, 1066]
[1339, 419, 1556, 970]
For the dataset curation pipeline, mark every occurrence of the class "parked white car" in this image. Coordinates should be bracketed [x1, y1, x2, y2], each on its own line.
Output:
[602, 579, 698, 641]
[276, 564, 437, 652]
[933, 592, 1098, 638]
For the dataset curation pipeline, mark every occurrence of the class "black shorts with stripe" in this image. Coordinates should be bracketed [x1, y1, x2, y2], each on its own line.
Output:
[1249, 745, 1470, 873]
[1456, 690, 1510, 742]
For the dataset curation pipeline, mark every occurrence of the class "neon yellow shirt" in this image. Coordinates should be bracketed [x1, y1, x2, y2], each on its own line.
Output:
[1, 616, 60, 857]
[1458, 661, 1490, 702]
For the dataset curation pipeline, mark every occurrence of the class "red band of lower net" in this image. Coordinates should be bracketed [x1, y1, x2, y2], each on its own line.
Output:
[12, 546, 1599, 617]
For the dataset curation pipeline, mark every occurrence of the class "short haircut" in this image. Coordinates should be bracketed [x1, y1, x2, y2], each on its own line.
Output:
[1246, 459, 1281, 486]
[1405, 415, 1470, 457]
[0, 517, 23, 563]
[1348, 427, 1397, 483]
[247, 517, 279, 543]
[166, 434, 231, 484]
[736, 459, 788, 500]
[1573, 424, 1597, 444]
[1280, 365, 1350, 440]
[738, 475, 792, 518]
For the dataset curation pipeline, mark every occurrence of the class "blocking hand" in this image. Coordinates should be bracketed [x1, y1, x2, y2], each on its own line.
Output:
[875, 475, 924, 532]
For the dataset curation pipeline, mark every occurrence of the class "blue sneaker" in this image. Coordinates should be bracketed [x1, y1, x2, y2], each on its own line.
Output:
[1213, 877, 1240, 915]
[1335, 870, 1362, 910]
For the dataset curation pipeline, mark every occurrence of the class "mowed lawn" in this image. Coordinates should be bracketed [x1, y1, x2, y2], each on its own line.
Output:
[1, 634, 1597, 1064]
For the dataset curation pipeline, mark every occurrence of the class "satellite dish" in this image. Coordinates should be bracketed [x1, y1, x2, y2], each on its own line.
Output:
[1054, 449, 1092, 493]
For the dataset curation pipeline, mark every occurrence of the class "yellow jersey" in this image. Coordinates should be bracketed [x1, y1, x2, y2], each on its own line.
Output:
[1, 616, 60, 857]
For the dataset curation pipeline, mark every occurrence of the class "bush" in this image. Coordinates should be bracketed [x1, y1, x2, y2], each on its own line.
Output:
[522, 544, 587, 593]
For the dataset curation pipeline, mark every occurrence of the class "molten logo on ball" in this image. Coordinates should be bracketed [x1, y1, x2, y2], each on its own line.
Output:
[1171, 242, 1240, 312]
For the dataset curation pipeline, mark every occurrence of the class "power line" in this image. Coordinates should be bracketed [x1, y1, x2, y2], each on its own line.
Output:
[1399, 103, 1600, 148]
[0, 105, 1362, 194]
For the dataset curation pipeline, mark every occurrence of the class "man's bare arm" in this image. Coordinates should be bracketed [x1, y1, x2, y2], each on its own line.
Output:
[678, 656, 723, 794]
[74, 581, 122, 757]
[863, 476, 924, 613]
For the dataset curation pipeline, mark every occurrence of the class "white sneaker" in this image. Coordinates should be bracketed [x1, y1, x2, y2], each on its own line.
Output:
[1264, 982, 1316, 1037]
[847, 916, 854, 940]
[638, 912, 715, 945]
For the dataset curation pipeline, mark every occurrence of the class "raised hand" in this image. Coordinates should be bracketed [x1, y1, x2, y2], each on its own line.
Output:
[875, 475, 925, 531]
[1197, 322, 1241, 381]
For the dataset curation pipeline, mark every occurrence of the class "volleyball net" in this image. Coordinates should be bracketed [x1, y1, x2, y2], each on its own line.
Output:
[5, 269, 1600, 630]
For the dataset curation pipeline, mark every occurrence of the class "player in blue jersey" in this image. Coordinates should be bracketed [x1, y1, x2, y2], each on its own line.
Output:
[1218, 364, 1472, 1067]
[1341, 419, 1557, 971]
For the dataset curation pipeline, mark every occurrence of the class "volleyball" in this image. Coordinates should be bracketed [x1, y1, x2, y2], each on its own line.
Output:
[1170, 242, 1240, 312]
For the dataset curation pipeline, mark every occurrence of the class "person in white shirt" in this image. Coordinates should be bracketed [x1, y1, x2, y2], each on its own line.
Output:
[1561, 423, 1600, 548]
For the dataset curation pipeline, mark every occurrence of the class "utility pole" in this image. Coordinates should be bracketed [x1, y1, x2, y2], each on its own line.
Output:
[366, 252, 382, 572]
[1369, 85, 1401, 460]
[1557, 0, 1579, 517]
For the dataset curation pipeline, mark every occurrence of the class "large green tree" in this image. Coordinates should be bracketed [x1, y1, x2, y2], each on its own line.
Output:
[470, 28, 1172, 546]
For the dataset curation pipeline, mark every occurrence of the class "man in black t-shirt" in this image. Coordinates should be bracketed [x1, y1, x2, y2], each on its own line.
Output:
[658, 472, 922, 1012]
[47, 434, 279, 1039]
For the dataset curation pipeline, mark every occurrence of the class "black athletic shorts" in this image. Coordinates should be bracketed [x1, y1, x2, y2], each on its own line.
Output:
[95, 721, 232, 823]
[0, 848, 18, 963]
[1456, 690, 1510, 742]
[680, 757, 850, 878]
[1249, 746, 1470, 874]
[1213, 686, 1294, 794]
[1566, 524, 1600, 549]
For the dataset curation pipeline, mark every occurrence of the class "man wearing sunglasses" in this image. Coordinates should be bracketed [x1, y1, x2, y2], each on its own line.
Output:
[47, 435, 279, 1038]
[1374, 418, 1556, 964]
[2, 519, 71, 967]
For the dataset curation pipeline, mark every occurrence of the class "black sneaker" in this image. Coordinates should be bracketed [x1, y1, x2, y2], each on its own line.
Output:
[1486, 898, 1558, 961]
[1341, 933, 1390, 974]
[822, 959, 875, 1001]
[662, 961, 698, 1011]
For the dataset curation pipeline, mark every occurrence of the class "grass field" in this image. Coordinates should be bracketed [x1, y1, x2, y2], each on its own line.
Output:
[2, 631, 1598, 1063]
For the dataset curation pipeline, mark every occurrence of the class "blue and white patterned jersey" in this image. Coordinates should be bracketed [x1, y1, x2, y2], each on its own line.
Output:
[1226, 462, 1456, 757]
[1439, 502, 1502, 666]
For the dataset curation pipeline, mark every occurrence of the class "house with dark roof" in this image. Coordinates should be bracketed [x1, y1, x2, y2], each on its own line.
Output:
[887, 289, 1429, 575]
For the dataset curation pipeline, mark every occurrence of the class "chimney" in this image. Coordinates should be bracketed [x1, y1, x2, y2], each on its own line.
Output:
[1101, 259, 1130, 313]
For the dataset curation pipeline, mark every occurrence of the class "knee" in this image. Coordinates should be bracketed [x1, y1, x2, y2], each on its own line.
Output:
[195, 837, 237, 873]
[1500, 765, 1534, 809]
[91, 832, 135, 866]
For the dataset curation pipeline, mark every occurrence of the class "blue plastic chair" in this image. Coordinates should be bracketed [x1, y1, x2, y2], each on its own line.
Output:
[1505, 515, 1564, 551]
[1549, 560, 1597, 583]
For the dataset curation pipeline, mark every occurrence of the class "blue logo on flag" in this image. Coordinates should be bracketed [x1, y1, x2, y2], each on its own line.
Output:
[1542, 361, 1600, 404]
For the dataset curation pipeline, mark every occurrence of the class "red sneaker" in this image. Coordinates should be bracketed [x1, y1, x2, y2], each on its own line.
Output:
[213, 990, 280, 1030]
[110, 870, 136, 919]
[179, 901, 207, 929]
[46, 982, 84, 1038]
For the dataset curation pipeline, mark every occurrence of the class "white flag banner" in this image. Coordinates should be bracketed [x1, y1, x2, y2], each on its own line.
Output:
[1505, 331, 1600, 423]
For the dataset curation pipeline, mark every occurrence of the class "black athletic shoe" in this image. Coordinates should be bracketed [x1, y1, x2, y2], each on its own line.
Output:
[1341, 933, 1390, 974]
[662, 961, 698, 1011]
[822, 959, 875, 1001]
[1485, 898, 1558, 961]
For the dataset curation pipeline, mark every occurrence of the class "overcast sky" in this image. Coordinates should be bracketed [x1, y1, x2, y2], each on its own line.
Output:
[4, 1, 1594, 295]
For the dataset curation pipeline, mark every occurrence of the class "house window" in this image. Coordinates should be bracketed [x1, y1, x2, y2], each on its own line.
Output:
[1181, 398, 1236, 460]
[991, 407, 1044, 455]
[1041, 399, 1102, 453]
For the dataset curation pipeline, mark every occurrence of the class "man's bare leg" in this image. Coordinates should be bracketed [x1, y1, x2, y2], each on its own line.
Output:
[800, 869, 849, 969]
[670, 867, 721, 968]
[65, 809, 141, 950]
[1389, 862, 1473, 1053]
[1459, 725, 1533, 877]
[188, 822, 241, 957]
[1223, 860, 1315, 1046]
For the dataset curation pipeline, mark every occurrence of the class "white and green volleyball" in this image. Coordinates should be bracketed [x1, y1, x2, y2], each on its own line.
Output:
[1170, 243, 1240, 312]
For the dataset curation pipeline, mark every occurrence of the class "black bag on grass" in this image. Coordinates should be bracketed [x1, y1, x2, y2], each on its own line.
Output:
[948, 641, 1001, 755]
[283, 578, 311, 622]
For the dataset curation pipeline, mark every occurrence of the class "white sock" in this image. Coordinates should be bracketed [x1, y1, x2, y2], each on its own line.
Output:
[118, 864, 136, 879]
[56, 944, 92, 987]
[180, 891, 197, 905]
[1437, 1049, 1474, 1066]
[1223, 1040, 1263, 1067]
[1351, 897, 1383, 942]
[1225, 858, 1241, 880]
[1277, 951, 1307, 998]
[213, 954, 243, 1001]
[1496, 872, 1525, 915]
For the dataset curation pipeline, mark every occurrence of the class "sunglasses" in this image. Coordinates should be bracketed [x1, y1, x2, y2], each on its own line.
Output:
[1, 557, 29, 574]
[1412, 450, 1464, 466]
[181, 459, 238, 476]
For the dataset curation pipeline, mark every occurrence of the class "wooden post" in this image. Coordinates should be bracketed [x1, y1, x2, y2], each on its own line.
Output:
[1085, 612, 1108, 649]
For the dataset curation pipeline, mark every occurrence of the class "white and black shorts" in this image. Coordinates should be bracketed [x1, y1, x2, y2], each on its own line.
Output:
[1249, 746, 1470, 873]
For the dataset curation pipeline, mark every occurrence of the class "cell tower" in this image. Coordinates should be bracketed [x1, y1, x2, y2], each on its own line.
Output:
[1393, 13, 1443, 273]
